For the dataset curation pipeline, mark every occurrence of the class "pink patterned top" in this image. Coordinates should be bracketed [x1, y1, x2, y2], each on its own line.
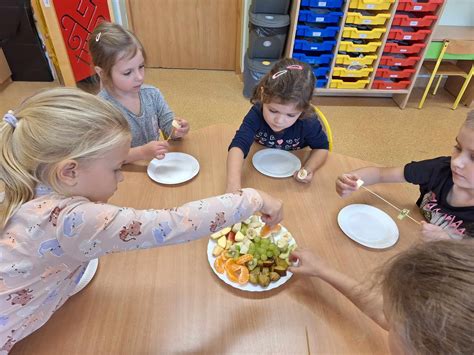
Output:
[0, 188, 263, 352]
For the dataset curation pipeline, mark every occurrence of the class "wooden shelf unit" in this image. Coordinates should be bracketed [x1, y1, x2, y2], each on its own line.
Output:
[285, 0, 447, 108]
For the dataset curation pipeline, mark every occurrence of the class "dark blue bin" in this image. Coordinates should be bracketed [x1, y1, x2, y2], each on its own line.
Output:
[296, 25, 340, 38]
[312, 66, 330, 77]
[298, 10, 343, 24]
[294, 39, 336, 52]
[315, 78, 328, 88]
[300, 0, 344, 8]
[292, 52, 333, 65]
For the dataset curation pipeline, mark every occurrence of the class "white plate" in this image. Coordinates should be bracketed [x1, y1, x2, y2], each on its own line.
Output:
[207, 221, 295, 292]
[71, 258, 98, 296]
[337, 204, 399, 249]
[147, 152, 200, 185]
[252, 149, 301, 178]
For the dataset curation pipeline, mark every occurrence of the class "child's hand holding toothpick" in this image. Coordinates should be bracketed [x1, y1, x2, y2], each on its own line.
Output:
[168, 118, 190, 139]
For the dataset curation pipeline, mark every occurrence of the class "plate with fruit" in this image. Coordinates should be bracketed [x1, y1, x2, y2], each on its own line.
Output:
[207, 215, 297, 292]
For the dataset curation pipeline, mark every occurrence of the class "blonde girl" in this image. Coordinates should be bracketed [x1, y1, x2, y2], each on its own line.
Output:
[0, 87, 282, 351]
[290, 241, 474, 354]
[89, 21, 190, 163]
[226, 58, 329, 193]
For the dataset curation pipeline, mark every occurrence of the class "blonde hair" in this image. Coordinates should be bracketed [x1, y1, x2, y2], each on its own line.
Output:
[0, 87, 130, 228]
[89, 21, 146, 89]
[382, 240, 474, 354]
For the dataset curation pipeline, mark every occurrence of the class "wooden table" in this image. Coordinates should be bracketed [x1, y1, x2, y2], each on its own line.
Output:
[12, 124, 422, 354]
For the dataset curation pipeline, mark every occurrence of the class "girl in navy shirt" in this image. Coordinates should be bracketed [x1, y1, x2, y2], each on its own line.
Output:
[226, 58, 329, 192]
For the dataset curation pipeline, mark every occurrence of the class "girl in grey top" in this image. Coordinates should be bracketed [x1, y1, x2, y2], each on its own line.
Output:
[89, 22, 190, 162]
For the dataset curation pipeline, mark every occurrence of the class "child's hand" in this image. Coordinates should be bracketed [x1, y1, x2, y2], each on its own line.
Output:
[293, 168, 313, 183]
[420, 221, 452, 242]
[256, 190, 283, 226]
[335, 173, 360, 197]
[288, 248, 328, 277]
[172, 117, 190, 138]
[141, 141, 169, 160]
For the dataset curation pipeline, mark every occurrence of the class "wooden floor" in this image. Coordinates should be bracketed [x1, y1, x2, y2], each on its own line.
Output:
[0, 68, 470, 167]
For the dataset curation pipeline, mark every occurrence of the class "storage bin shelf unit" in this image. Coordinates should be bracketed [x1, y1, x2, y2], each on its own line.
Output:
[284, 0, 446, 108]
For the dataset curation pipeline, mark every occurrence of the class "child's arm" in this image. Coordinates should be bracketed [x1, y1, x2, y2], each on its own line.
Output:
[226, 147, 245, 193]
[294, 148, 328, 183]
[125, 141, 170, 163]
[289, 249, 389, 330]
[57, 188, 283, 261]
[336, 167, 406, 198]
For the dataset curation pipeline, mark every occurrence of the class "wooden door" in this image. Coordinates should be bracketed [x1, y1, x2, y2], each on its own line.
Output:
[128, 0, 240, 70]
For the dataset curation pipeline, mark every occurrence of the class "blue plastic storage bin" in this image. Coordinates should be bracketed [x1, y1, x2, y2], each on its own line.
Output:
[315, 78, 328, 88]
[298, 9, 343, 24]
[312, 66, 330, 77]
[292, 52, 333, 65]
[294, 39, 336, 52]
[296, 25, 340, 38]
[300, 0, 344, 8]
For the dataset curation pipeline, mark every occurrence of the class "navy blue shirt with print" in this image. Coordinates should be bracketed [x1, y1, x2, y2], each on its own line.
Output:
[229, 104, 329, 158]
[404, 156, 473, 239]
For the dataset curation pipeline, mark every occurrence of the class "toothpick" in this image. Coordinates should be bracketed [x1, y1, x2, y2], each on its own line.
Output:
[360, 186, 421, 225]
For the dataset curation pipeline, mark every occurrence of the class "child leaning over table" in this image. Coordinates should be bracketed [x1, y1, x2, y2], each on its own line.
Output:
[226, 58, 329, 193]
[0, 88, 283, 352]
[290, 241, 474, 354]
[89, 21, 190, 163]
[336, 110, 474, 240]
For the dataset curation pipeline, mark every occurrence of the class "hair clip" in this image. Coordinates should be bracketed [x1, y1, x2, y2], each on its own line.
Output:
[3, 110, 18, 128]
[286, 65, 303, 70]
[95, 32, 102, 42]
[272, 70, 287, 79]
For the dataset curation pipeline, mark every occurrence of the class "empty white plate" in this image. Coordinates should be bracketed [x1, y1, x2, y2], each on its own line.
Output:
[147, 152, 200, 185]
[252, 149, 301, 178]
[337, 204, 399, 249]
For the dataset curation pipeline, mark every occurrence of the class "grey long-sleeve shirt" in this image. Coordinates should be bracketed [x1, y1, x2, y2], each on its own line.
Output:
[99, 85, 174, 147]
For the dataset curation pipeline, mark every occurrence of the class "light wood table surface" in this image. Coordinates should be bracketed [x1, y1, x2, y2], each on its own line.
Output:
[12, 124, 422, 354]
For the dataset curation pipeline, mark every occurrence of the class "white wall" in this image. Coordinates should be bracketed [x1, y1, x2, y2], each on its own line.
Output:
[439, 0, 474, 26]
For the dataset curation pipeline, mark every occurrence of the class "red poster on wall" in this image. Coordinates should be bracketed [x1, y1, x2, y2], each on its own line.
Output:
[53, 0, 111, 82]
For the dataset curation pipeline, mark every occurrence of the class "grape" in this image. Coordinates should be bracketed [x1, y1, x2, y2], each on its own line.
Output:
[254, 236, 261, 243]
[266, 251, 273, 258]
[257, 247, 265, 255]
[254, 253, 260, 260]
[261, 254, 268, 261]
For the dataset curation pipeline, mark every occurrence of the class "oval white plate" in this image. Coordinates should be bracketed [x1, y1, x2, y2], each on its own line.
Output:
[337, 204, 399, 249]
[147, 152, 200, 185]
[252, 149, 301, 178]
[71, 258, 98, 296]
[207, 221, 295, 292]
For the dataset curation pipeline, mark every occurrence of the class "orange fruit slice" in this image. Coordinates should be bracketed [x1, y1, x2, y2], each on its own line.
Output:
[237, 266, 249, 284]
[236, 254, 253, 265]
[260, 224, 281, 237]
[214, 254, 226, 274]
[224, 259, 239, 283]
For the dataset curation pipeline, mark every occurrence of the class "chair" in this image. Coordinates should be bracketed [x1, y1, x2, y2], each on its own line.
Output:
[418, 40, 474, 110]
[312, 105, 333, 151]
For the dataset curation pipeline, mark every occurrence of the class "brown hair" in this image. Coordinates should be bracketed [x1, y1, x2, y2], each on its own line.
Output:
[89, 21, 146, 89]
[250, 58, 315, 117]
[0, 87, 130, 228]
[382, 240, 474, 354]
